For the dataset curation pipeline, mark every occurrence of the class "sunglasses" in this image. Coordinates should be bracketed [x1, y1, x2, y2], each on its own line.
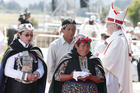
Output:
[23, 33, 33, 37]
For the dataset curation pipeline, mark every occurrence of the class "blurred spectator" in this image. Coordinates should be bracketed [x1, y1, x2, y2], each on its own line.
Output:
[18, 9, 32, 25]
[134, 22, 140, 39]
[0, 30, 6, 58]
[93, 33, 109, 57]
[79, 16, 99, 38]
[137, 59, 140, 81]
[125, 21, 137, 40]
[99, 20, 107, 34]
[134, 22, 140, 33]
[125, 22, 134, 34]
[131, 42, 139, 82]
[7, 28, 17, 45]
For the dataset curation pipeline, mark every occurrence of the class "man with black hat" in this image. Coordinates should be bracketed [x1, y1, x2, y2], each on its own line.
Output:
[47, 18, 76, 83]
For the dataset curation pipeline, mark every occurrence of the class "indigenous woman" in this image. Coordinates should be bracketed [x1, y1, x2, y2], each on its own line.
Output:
[0, 23, 47, 93]
[49, 34, 107, 93]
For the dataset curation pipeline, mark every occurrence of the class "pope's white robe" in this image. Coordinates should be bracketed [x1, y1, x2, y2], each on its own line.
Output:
[101, 30, 133, 93]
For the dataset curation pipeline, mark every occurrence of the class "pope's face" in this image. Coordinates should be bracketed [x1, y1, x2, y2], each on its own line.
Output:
[75, 43, 90, 57]
[106, 22, 115, 35]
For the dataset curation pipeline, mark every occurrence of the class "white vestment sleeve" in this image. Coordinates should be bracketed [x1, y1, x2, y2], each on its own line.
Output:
[35, 59, 44, 78]
[4, 55, 23, 80]
[101, 38, 124, 73]
[101, 37, 132, 93]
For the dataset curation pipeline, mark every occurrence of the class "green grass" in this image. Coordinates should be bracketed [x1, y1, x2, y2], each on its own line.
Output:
[0, 13, 46, 29]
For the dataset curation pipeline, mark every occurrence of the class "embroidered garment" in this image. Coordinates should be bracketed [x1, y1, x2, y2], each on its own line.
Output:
[49, 48, 107, 93]
[62, 81, 98, 93]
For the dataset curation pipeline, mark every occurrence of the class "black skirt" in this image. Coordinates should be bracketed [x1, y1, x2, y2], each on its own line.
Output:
[5, 78, 38, 93]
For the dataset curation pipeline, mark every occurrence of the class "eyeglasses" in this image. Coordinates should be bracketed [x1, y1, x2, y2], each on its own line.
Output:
[23, 33, 33, 37]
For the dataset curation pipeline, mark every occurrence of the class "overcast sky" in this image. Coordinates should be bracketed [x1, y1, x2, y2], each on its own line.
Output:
[4, 0, 45, 7]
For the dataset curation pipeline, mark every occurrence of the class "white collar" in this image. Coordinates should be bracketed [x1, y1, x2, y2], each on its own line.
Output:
[18, 39, 29, 48]
[60, 36, 75, 45]
[106, 30, 123, 44]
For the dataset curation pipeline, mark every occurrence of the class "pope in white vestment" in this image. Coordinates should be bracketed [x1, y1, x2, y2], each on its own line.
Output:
[101, 3, 133, 93]
[101, 30, 132, 93]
